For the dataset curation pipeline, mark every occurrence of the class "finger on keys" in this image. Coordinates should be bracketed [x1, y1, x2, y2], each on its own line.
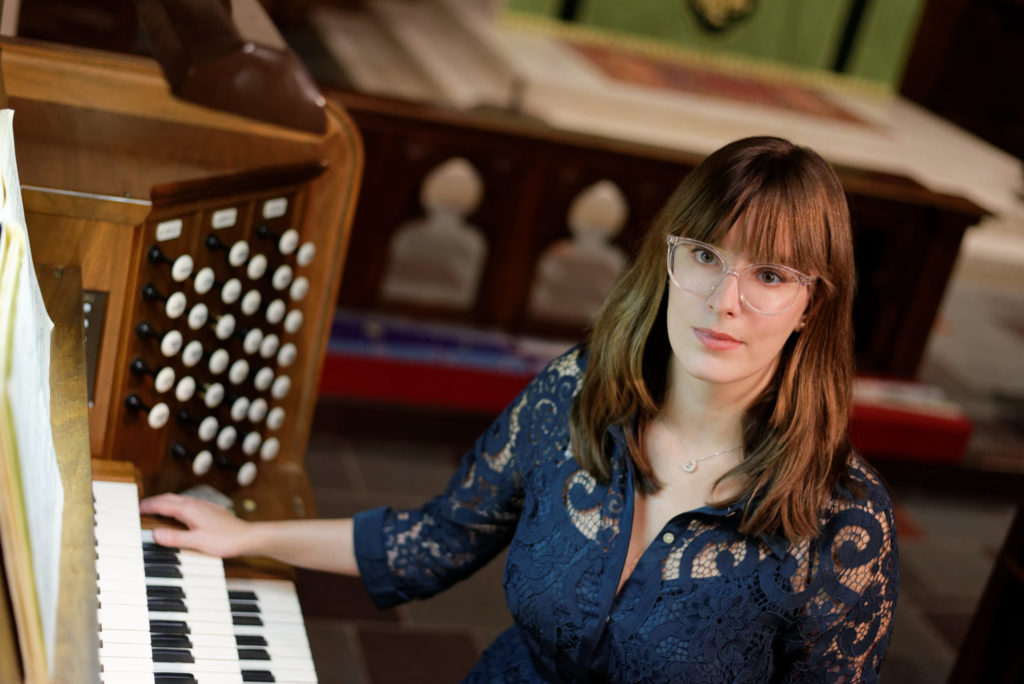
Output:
[139, 493, 249, 557]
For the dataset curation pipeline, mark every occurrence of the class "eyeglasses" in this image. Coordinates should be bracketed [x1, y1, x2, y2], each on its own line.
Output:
[666, 236, 817, 315]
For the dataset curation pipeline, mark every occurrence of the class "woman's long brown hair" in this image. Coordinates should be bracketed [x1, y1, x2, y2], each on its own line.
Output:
[570, 136, 857, 543]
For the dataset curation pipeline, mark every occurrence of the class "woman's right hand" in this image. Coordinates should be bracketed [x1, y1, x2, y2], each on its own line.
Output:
[139, 492, 254, 558]
[141, 492, 359, 575]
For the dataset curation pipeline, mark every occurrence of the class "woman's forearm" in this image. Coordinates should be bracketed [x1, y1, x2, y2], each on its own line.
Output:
[246, 517, 359, 575]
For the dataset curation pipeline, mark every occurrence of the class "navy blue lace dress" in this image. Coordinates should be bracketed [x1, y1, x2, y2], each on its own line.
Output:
[353, 347, 898, 683]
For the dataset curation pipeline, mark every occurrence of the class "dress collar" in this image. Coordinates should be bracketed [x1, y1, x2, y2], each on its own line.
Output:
[610, 421, 792, 560]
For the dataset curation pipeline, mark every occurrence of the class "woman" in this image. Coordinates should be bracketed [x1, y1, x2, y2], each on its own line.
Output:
[142, 136, 898, 682]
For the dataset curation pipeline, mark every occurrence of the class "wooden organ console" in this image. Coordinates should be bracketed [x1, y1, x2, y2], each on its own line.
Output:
[4, 38, 361, 512]
[0, 21, 361, 684]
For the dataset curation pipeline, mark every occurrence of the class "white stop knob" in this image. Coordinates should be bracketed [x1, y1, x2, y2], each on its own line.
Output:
[160, 330, 183, 358]
[237, 461, 257, 487]
[171, 254, 194, 282]
[181, 340, 203, 368]
[148, 402, 170, 430]
[165, 291, 187, 319]
[192, 450, 213, 476]
[198, 416, 219, 442]
[187, 303, 209, 331]
[175, 376, 197, 403]
[259, 437, 280, 462]
[246, 253, 268, 280]
[228, 241, 250, 268]
[193, 267, 215, 295]
[154, 366, 176, 394]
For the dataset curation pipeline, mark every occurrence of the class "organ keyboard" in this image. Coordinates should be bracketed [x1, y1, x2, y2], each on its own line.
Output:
[93, 477, 317, 683]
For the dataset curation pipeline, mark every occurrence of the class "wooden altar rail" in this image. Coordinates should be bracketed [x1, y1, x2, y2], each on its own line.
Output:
[329, 91, 985, 379]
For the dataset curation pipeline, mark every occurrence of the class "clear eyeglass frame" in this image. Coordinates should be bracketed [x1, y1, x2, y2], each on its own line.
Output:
[665, 235, 818, 316]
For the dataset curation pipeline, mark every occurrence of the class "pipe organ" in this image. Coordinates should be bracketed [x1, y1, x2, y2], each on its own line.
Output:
[4, 38, 361, 518]
[0, 28, 360, 683]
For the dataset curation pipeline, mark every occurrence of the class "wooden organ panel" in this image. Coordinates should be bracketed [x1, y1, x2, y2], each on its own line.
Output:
[3, 38, 362, 517]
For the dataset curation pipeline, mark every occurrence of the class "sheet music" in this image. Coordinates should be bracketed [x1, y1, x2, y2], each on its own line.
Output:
[0, 108, 63, 675]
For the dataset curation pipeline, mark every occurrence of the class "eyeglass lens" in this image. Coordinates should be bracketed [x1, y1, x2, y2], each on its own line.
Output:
[670, 242, 801, 314]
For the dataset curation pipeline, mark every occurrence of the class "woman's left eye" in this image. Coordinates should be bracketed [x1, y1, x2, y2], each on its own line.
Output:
[756, 269, 784, 285]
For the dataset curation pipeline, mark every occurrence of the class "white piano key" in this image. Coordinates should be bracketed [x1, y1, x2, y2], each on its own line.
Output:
[98, 629, 152, 648]
[94, 535, 144, 554]
[98, 673, 157, 684]
[100, 654, 244, 678]
[99, 641, 153, 659]
[91, 479, 140, 500]
[93, 509, 142, 526]
[98, 577, 148, 597]
[94, 506, 141, 523]
[98, 655, 153, 678]
[97, 605, 150, 632]
[146, 604, 238, 623]
[97, 590, 149, 607]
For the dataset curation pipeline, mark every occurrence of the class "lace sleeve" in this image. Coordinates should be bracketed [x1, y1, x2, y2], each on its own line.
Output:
[775, 479, 899, 683]
[353, 352, 578, 608]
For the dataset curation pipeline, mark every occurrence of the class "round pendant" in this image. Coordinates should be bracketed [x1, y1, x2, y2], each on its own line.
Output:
[683, 459, 697, 473]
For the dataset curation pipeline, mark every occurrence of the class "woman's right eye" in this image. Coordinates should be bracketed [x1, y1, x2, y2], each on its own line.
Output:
[692, 248, 718, 265]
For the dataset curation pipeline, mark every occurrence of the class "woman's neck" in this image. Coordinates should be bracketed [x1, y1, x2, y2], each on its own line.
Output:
[659, 356, 776, 451]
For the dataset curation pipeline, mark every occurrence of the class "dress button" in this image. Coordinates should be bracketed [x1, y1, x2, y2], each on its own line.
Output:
[662, 532, 675, 544]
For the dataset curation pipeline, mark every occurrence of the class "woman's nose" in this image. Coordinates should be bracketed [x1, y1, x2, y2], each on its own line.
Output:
[706, 270, 742, 315]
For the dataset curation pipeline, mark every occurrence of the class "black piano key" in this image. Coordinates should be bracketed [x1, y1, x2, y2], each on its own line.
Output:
[145, 564, 183, 579]
[242, 671, 275, 682]
[149, 598, 188, 613]
[147, 584, 186, 598]
[233, 615, 263, 627]
[150, 619, 190, 634]
[238, 648, 271, 661]
[153, 648, 195, 664]
[155, 674, 196, 683]
[230, 601, 261, 613]
[153, 634, 193, 649]
[144, 550, 182, 565]
[235, 635, 268, 647]
[227, 590, 259, 601]
[145, 541, 180, 553]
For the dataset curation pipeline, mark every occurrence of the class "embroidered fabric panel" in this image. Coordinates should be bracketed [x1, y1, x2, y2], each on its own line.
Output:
[358, 347, 898, 683]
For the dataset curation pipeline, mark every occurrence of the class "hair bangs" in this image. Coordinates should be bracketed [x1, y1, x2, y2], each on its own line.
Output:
[670, 151, 835, 289]
[734, 167, 838, 296]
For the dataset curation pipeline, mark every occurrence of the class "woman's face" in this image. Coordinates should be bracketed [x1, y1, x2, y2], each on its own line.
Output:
[665, 226, 810, 397]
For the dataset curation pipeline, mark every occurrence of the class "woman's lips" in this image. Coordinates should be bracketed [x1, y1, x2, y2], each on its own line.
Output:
[694, 327, 742, 351]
